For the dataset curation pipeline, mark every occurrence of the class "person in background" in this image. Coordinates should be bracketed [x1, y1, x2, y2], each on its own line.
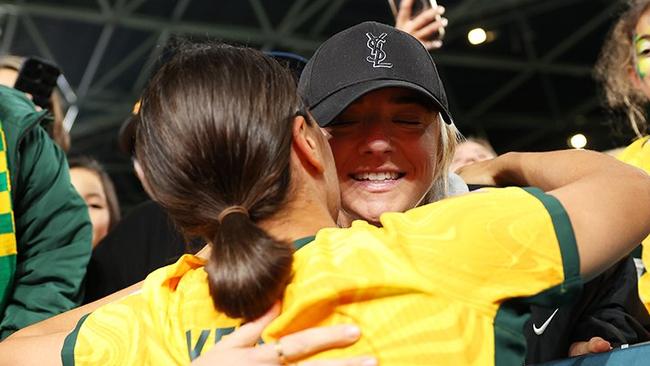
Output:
[394, 0, 448, 50]
[68, 157, 120, 248]
[0, 77, 91, 339]
[595, 0, 650, 315]
[449, 136, 497, 173]
[0, 55, 70, 152]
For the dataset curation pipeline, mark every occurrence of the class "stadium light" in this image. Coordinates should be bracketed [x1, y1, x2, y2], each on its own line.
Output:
[569, 133, 587, 149]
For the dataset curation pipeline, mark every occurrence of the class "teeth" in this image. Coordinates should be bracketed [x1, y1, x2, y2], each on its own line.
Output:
[353, 172, 400, 181]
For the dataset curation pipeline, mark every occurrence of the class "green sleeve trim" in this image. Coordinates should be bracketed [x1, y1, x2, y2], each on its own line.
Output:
[493, 188, 583, 366]
[61, 313, 90, 366]
[493, 301, 528, 366]
[523, 187, 581, 290]
[293, 236, 315, 252]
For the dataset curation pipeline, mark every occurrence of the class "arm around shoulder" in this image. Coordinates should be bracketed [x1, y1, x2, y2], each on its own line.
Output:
[461, 150, 650, 279]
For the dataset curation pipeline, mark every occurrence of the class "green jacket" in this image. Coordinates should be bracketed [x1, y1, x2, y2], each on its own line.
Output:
[0, 85, 92, 339]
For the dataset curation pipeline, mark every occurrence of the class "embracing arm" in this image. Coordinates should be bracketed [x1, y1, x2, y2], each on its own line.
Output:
[1, 296, 374, 366]
[459, 150, 650, 279]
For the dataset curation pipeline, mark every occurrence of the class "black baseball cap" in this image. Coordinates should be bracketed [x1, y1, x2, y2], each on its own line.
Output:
[299, 21, 453, 127]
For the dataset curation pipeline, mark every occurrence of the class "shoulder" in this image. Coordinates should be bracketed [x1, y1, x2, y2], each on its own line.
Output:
[64, 255, 214, 365]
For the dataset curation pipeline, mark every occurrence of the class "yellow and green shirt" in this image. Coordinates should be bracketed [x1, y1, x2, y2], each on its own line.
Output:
[0, 126, 17, 316]
[62, 187, 580, 366]
[618, 136, 650, 312]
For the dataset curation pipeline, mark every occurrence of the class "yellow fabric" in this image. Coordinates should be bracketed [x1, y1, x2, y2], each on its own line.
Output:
[66, 187, 573, 366]
[617, 136, 650, 312]
[0, 127, 15, 257]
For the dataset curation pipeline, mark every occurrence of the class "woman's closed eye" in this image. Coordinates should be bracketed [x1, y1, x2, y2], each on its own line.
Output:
[393, 118, 422, 125]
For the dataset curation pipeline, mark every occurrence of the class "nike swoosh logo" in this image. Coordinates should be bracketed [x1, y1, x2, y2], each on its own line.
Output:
[532, 308, 559, 335]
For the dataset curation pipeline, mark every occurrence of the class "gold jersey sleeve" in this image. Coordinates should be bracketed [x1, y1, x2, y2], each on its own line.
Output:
[265, 187, 579, 365]
[618, 136, 650, 312]
[62, 255, 242, 365]
[63, 187, 579, 366]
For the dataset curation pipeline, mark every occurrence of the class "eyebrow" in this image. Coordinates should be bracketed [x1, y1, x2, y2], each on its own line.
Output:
[84, 193, 105, 200]
[635, 34, 650, 44]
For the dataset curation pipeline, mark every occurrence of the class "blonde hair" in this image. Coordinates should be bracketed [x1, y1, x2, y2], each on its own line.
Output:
[422, 115, 461, 203]
[595, 0, 650, 137]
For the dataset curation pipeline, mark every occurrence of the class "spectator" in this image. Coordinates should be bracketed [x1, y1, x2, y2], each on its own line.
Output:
[595, 0, 650, 315]
[0, 55, 70, 152]
[393, 0, 447, 50]
[68, 157, 120, 248]
[0, 83, 91, 339]
[449, 136, 497, 173]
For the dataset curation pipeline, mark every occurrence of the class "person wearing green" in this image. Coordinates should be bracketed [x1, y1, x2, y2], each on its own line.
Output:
[0, 85, 92, 339]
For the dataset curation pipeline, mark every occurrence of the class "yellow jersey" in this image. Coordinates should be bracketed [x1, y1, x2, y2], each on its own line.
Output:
[62, 187, 580, 366]
[618, 136, 650, 312]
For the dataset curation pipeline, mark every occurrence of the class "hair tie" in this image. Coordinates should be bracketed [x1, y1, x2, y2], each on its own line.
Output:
[218, 205, 249, 223]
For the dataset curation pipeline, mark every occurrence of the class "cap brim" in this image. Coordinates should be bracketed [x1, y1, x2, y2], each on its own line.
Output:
[309, 80, 453, 127]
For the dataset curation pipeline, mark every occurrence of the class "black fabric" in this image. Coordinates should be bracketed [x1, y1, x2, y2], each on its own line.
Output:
[525, 256, 650, 364]
[83, 200, 203, 303]
[298, 21, 452, 126]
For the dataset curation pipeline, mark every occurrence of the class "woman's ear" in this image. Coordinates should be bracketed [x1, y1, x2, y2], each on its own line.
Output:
[292, 115, 325, 173]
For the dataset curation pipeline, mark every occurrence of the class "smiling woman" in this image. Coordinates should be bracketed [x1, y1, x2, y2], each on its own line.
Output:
[325, 88, 443, 225]
[298, 21, 459, 227]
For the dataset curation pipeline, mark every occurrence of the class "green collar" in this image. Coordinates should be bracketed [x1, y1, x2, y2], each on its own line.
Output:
[293, 236, 315, 251]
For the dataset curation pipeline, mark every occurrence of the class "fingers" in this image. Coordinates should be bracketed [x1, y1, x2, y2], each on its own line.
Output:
[396, 0, 415, 25]
[257, 324, 362, 363]
[409, 7, 441, 32]
[421, 40, 443, 51]
[395, 5, 447, 50]
[219, 303, 281, 347]
[568, 337, 612, 357]
[300, 356, 378, 366]
[282, 324, 361, 358]
[413, 17, 447, 41]
[587, 337, 612, 353]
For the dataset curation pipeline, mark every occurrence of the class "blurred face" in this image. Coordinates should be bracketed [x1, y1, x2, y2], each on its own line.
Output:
[325, 88, 440, 225]
[634, 8, 650, 98]
[70, 167, 110, 248]
[449, 140, 496, 172]
[0, 68, 17, 88]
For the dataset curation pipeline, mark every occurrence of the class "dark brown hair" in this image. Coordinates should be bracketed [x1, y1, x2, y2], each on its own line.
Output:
[136, 42, 301, 320]
[68, 156, 121, 231]
[595, 0, 650, 137]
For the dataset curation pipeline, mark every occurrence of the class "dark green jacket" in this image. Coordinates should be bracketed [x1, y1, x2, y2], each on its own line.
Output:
[0, 85, 92, 339]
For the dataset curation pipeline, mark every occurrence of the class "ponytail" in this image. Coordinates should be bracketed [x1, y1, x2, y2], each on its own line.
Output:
[205, 209, 293, 321]
[136, 42, 302, 321]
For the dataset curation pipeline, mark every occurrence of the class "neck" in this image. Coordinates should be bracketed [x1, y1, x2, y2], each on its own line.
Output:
[259, 186, 337, 243]
[196, 196, 335, 261]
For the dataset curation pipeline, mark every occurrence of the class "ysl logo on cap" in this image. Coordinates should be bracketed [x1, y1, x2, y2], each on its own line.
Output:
[365, 33, 393, 68]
